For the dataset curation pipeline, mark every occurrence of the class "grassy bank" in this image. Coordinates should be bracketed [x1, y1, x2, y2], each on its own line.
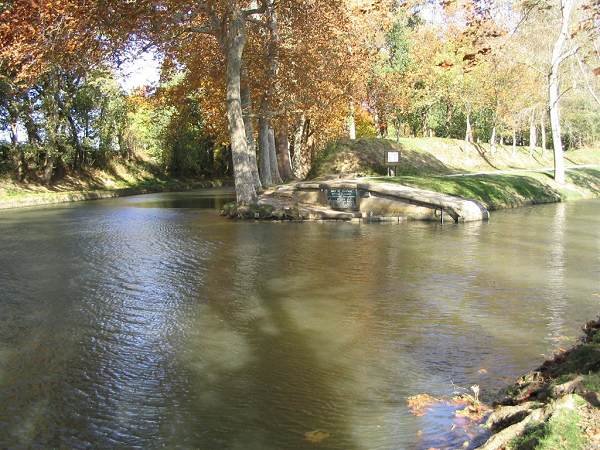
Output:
[310, 137, 600, 178]
[476, 318, 600, 450]
[373, 168, 600, 210]
[310, 137, 600, 210]
[0, 157, 230, 210]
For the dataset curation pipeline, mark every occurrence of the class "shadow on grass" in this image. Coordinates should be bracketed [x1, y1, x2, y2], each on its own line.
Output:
[566, 169, 600, 194]
[382, 167, 600, 210]
[310, 138, 458, 178]
[473, 143, 501, 171]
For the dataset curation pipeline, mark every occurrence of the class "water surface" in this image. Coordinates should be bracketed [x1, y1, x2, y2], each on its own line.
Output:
[1, 190, 598, 449]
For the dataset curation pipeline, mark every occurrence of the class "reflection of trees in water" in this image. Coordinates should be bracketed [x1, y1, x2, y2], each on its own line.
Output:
[177, 223, 412, 449]
[545, 202, 567, 344]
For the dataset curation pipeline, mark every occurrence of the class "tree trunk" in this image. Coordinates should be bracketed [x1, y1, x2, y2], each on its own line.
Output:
[490, 126, 497, 153]
[529, 110, 537, 155]
[268, 127, 282, 184]
[276, 124, 294, 181]
[549, 0, 575, 185]
[348, 100, 356, 139]
[540, 110, 547, 154]
[394, 117, 401, 143]
[225, 6, 257, 204]
[9, 120, 18, 147]
[8, 108, 26, 181]
[512, 128, 517, 157]
[23, 99, 41, 145]
[240, 64, 262, 191]
[292, 114, 307, 178]
[465, 110, 473, 143]
[42, 152, 54, 185]
[258, 116, 273, 186]
[66, 112, 84, 169]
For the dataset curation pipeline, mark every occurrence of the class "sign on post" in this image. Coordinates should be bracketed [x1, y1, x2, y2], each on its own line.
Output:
[386, 151, 399, 164]
[327, 187, 358, 210]
[385, 150, 401, 176]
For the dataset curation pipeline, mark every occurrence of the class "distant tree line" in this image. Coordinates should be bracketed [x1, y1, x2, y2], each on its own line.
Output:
[0, 67, 231, 183]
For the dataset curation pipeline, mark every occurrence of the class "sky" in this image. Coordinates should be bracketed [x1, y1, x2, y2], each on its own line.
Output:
[115, 51, 162, 92]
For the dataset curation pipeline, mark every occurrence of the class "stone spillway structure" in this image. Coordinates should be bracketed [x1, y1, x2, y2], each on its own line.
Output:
[251, 179, 489, 223]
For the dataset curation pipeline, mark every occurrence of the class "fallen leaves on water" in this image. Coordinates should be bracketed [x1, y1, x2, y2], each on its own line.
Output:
[407, 394, 441, 416]
[454, 402, 490, 421]
[304, 430, 330, 444]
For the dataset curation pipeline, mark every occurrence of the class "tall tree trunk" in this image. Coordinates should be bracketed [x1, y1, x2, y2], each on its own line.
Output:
[9, 120, 18, 146]
[276, 124, 294, 181]
[268, 127, 282, 184]
[512, 128, 517, 157]
[23, 98, 41, 145]
[225, 6, 257, 204]
[257, 1, 283, 186]
[540, 110, 547, 154]
[490, 126, 497, 154]
[529, 110, 537, 155]
[42, 152, 54, 185]
[394, 117, 401, 143]
[549, 0, 576, 185]
[292, 114, 306, 179]
[8, 107, 26, 181]
[240, 64, 262, 191]
[348, 100, 356, 139]
[258, 116, 273, 186]
[465, 110, 473, 143]
[66, 112, 84, 169]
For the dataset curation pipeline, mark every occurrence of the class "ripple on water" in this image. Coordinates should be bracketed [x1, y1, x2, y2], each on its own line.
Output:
[1, 197, 600, 448]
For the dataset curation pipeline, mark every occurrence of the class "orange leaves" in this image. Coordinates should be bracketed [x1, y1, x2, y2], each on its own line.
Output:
[407, 393, 442, 416]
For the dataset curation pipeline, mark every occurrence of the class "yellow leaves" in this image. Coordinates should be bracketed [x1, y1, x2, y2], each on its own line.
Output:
[304, 430, 331, 444]
[407, 393, 441, 416]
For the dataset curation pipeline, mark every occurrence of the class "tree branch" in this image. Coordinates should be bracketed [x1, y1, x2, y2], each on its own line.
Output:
[186, 23, 217, 34]
[575, 52, 600, 106]
[558, 45, 579, 65]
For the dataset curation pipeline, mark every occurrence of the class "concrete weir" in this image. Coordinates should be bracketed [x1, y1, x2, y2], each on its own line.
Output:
[259, 179, 489, 223]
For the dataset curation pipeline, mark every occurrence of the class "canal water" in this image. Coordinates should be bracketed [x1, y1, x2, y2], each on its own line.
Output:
[0, 190, 598, 449]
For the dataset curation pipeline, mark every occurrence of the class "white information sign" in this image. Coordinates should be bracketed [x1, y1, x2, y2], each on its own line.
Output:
[387, 151, 399, 163]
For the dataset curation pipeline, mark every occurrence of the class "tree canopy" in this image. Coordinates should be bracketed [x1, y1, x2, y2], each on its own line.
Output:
[0, 0, 598, 194]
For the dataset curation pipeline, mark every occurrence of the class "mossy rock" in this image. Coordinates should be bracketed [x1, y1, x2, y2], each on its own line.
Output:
[220, 202, 276, 220]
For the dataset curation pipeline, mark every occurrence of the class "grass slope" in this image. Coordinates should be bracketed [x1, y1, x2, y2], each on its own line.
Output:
[0, 156, 227, 209]
[311, 137, 600, 210]
[375, 168, 600, 210]
[310, 137, 600, 177]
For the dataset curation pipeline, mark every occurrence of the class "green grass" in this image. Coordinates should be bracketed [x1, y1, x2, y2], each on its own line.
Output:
[0, 159, 230, 208]
[510, 406, 587, 450]
[309, 137, 600, 179]
[582, 372, 600, 391]
[370, 168, 600, 210]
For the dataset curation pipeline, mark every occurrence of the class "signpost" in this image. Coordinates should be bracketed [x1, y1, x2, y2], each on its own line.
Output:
[385, 150, 401, 176]
[327, 187, 358, 210]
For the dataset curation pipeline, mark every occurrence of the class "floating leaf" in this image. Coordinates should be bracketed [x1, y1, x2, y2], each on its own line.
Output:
[304, 430, 330, 444]
[407, 394, 441, 416]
